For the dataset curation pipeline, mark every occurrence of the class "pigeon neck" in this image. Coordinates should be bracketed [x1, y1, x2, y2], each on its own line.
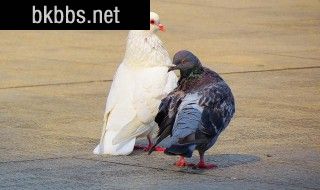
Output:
[181, 67, 204, 79]
[123, 31, 171, 67]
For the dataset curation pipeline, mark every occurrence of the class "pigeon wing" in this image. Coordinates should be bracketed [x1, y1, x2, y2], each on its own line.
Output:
[112, 67, 177, 145]
[98, 63, 135, 145]
[148, 90, 185, 154]
[197, 82, 235, 142]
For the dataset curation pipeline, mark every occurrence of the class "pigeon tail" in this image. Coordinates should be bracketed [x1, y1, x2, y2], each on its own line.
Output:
[112, 116, 155, 145]
[164, 144, 196, 158]
[93, 130, 136, 155]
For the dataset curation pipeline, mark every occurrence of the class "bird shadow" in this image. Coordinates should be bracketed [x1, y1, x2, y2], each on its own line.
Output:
[179, 154, 260, 173]
[131, 140, 261, 172]
[204, 153, 260, 168]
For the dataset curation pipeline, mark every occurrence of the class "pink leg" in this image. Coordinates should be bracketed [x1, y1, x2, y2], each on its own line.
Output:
[143, 136, 153, 151]
[134, 135, 166, 152]
[195, 153, 217, 169]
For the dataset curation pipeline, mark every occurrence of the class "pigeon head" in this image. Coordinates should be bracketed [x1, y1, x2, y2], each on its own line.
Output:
[150, 12, 165, 33]
[169, 50, 203, 78]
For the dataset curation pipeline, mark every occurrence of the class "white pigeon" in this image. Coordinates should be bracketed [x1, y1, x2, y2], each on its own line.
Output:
[93, 12, 178, 155]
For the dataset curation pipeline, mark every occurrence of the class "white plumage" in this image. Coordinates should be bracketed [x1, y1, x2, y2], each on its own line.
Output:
[93, 12, 178, 155]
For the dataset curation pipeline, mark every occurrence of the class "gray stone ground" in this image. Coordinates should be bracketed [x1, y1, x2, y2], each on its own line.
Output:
[0, 0, 319, 189]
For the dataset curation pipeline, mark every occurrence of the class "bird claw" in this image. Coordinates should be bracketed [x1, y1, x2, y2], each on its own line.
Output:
[152, 146, 166, 152]
[175, 159, 217, 169]
[174, 156, 193, 167]
[175, 160, 188, 167]
[193, 162, 217, 169]
[144, 145, 165, 152]
[134, 145, 165, 152]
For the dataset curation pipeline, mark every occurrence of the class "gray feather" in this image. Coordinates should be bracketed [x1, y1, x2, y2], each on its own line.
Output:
[150, 50, 235, 158]
[170, 94, 203, 144]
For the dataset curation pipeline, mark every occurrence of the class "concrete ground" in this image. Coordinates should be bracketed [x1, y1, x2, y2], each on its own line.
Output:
[0, 0, 319, 189]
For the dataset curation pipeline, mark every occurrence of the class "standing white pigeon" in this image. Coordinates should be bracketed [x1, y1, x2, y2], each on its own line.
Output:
[93, 12, 178, 155]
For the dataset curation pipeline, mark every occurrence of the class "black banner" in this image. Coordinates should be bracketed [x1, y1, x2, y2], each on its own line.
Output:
[0, 0, 150, 30]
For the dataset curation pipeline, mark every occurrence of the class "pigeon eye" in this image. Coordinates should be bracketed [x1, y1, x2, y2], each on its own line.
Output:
[150, 19, 155, 25]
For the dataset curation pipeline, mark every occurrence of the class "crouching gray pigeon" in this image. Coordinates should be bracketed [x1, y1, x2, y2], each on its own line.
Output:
[148, 50, 235, 169]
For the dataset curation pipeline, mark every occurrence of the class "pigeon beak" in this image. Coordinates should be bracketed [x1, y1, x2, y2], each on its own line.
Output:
[158, 24, 165, 32]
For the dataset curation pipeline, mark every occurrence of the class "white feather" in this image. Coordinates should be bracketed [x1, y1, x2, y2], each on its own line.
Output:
[94, 21, 178, 155]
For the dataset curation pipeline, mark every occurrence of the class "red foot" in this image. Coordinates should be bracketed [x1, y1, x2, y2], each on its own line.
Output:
[175, 161, 216, 169]
[175, 156, 191, 167]
[194, 161, 217, 169]
[153, 146, 166, 152]
[175, 160, 188, 167]
[134, 145, 166, 152]
[143, 144, 153, 152]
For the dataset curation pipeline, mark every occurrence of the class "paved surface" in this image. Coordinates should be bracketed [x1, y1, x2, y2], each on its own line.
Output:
[1, 0, 320, 189]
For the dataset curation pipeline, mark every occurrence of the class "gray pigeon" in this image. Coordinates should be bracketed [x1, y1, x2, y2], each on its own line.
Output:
[149, 50, 235, 169]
